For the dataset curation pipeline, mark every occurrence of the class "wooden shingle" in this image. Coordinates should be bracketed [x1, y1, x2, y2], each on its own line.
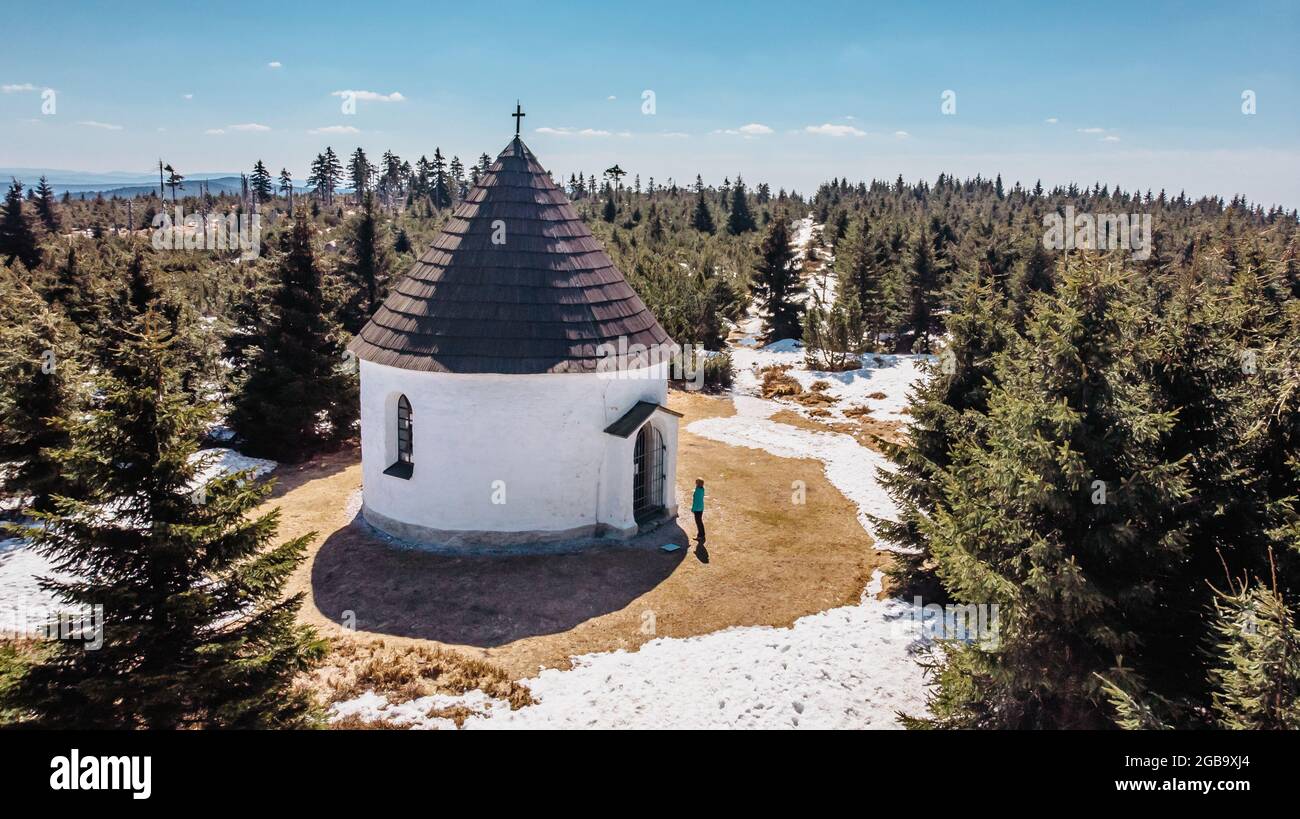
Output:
[348, 136, 672, 374]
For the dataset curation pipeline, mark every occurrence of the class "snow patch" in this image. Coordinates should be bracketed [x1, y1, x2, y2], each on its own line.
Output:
[0, 448, 277, 631]
[188, 448, 277, 487]
[458, 570, 931, 729]
[329, 689, 512, 730]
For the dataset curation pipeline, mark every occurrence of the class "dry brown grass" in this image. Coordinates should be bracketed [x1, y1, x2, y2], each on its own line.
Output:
[794, 391, 838, 409]
[331, 713, 418, 730]
[768, 407, 907, 453]
[758, 369, 840, 409]
[758, 364, 803, 398]
[267, 390, 887, 678]
[306, 637, 535, 711]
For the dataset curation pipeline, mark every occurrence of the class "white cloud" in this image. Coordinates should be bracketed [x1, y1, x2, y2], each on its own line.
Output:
[894, 130, 910, 139]
[2, 83, 40, 93]
[607, 95, 617, 101]
[1044, 117, 1059, 124]
[77, 120, 123, 131]
[804, 122, 867, 137]
[204, 123, 271, 135]
[1077, 127, 1106, 134]
[713, 123, 775, 136]
[331, 89, 405, 103]
[267, 61, 282, 69]
[534, 126, 628, 138]
[182, 93, 194, 100]
[309, 125, 361, 135]
[1101, 135, 1122, 142]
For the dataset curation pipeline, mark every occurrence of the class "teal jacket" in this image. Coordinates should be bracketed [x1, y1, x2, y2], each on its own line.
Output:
[692, 486, 704, 513]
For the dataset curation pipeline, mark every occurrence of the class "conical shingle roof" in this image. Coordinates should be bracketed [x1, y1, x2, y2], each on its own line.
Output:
[348, 136, 672, 374]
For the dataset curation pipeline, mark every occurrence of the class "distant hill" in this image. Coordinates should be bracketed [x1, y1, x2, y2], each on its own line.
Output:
[0, 168, 250, 199]
[75, 178, 254, 199]
[58, 177, 249, 199]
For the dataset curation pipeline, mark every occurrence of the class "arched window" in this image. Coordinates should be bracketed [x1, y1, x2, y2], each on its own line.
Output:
[396, 395, 413, 464]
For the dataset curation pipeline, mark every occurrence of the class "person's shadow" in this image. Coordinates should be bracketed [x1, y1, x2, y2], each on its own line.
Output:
[695, 541, 710, 564]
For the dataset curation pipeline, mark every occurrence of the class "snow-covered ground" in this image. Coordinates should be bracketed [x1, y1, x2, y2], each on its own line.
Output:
[790, 214, 816, 258]
[329, 215, 937, 730]
[0, 536, 73, 633]
[790, 213, 838, 308]
[329, 568, 932, 730]
[188, 448, 276, 487]
[330, 689, 513, 730]
[730, 339, 929, 426]
[0, 448, 276, 633]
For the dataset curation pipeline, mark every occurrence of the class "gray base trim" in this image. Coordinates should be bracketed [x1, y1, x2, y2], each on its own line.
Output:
[361, 504, 655, 555]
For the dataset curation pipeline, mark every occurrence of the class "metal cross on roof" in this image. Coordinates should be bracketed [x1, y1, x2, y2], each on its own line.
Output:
[512, 101, 525, 136]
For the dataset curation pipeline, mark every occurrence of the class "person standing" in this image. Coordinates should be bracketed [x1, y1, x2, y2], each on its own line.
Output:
[691, 478, 706, 544]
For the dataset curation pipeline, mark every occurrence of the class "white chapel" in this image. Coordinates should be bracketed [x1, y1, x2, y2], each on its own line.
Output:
[347, 128, 680, 548]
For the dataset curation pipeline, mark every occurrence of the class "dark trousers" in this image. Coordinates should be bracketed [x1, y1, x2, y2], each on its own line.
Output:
[693, 511, 705, 542]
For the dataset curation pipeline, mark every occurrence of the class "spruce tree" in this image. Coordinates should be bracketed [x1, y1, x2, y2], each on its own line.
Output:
[0, 276, 80, 512]
[802, 284, 864, 370]
[874, 273, 1012, 596]
[163, 164, 185, 202]
[2, 309, 324, 728]
[98, 250, 158, 369]
[0, 179, 42, 270]
[430, 148, 452, 210]
[1207, 580, 1300, 729]
[33, 176, 60, 233]
[726, 176, 757, 235]
[229, 211, 358, 460]
[250, 160, 274, 203]
[43, 245, 99, 330]
[393, 226, 412, 255]
[348, 148, 371, 199]
[337, 193, 394, 334]
[222, 264, 272, 384]
[751, 218, 804, 341]
[308, 148, 342, 205]
[842, 216, 888, 346]
[691, 191, 716, 234]
[903, 228, 941, 352]
[910, 261, 1193, 729]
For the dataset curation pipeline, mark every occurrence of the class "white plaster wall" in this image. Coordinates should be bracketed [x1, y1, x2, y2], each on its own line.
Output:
[358, 359, 675, 543]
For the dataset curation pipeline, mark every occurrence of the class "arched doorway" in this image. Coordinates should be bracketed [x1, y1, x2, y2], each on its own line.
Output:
[633, 423, 664, 523]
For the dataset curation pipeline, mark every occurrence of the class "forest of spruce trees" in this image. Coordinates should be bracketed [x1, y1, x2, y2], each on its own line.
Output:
[0, 144, 1297, 728]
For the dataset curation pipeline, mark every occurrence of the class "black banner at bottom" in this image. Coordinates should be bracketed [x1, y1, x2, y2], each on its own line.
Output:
[0, 728, 1285, 806]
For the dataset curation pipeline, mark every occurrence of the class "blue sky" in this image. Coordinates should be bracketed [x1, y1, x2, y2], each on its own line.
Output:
[2, 0, 1297, 205]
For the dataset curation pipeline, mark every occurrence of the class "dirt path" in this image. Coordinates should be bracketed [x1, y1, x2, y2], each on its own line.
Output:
[272, 390, 886, 680]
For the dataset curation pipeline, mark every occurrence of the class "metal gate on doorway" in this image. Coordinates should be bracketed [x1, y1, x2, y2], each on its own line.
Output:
[632, 424, 665, 524]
